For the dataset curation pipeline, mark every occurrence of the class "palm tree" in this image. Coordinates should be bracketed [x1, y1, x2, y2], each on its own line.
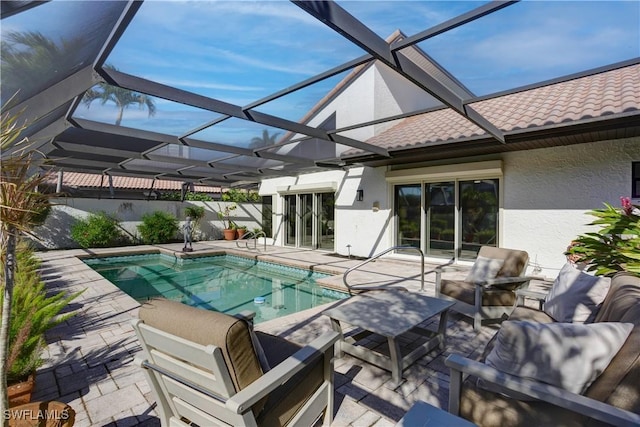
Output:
[1, 31, 86, 105]
[82, 64, 156, 126]
[249, 129, 280, 149]
[0, 103, 51, 415]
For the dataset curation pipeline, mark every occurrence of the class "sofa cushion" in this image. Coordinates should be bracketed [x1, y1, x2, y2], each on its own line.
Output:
[485, 320, 633, 394]
[544, 263, 611, 322]
[595, 272, 640, 325]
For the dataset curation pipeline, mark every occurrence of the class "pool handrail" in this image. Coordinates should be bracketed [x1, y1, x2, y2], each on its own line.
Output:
[235, 230, 267, 251]
[342, 245, 425, 295]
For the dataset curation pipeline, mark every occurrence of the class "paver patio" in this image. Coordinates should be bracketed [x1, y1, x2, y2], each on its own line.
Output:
[32, 241, 543, 426]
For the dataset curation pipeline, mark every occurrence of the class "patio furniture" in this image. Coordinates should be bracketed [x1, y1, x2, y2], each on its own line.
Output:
[132, 298, 340, 427]
[396, 400, 477, 427]
[445, 271, 640, 427]
[435, 246, 533, 331]
[323, 291, 454, 384]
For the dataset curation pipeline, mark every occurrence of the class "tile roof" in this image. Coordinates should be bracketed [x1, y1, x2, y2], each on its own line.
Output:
[45, 172, 220, 193]
[356, 63, 640, 154]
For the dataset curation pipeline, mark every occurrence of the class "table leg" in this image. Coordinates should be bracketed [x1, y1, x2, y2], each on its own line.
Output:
[329, 317, 345, 358]
[438, 310, 450, 350]
[387, 337, 403, 384]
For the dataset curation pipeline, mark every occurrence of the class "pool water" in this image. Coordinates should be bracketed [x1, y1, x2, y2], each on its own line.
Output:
[84, 254, 347, 323]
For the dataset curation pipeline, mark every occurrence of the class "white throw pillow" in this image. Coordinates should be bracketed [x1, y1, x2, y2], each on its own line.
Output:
[465, 256, 503, 283]
[485, 321, 632, 395]
[544, 263, 611, 322]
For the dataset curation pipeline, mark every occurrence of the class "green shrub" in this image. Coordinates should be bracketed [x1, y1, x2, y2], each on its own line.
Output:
[0, 242, 82, 382]
[138, 211, 178, 244]
[159, 191, 213, 201]
[221, 188, 260, 203]
[71, 212, 124, 248]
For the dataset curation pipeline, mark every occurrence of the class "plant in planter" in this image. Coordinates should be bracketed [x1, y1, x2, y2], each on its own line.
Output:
[236, 225, 248, 239]
[217, 203, 237, 240]
[1, 103, 58, 412]
[2, 242, 82, 406]
[567, 197, 640, 277]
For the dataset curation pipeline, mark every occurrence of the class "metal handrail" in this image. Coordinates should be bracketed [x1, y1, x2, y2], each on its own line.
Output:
[342, 245, 425, 295]
[235, 230, 267, 251]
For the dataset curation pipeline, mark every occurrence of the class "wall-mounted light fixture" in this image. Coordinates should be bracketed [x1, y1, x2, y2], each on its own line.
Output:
[356, 189, 364, 201]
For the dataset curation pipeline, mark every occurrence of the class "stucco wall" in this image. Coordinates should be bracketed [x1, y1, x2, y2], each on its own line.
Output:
[261, 136, 639, 277]
[31, 198, 262, 249]
[501, 136, 639, 277]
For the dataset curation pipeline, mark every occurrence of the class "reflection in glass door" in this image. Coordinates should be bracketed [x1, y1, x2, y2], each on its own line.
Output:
[284, 195, 296, 246]
[300, 193, 314, 248]
[319, 193, 335, 250]
[459, 179, 499, 259]
[425, 182, 455, 258]
[395, 184, 421, 250]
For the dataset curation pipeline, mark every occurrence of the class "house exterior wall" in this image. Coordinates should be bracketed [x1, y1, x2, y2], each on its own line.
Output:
[260, 136, 639, 278]
[31, 199, 262, 249]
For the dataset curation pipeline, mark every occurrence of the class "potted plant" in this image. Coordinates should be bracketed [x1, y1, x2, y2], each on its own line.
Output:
[567, 197, 640, 276]
[1, 102, 69, 412]
[217, 203, 237, 240]
[236, 225, 248, 239]
[3, 242, 82, 406]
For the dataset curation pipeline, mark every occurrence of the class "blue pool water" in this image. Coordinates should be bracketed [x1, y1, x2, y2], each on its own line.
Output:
[84, 254, 347, 323]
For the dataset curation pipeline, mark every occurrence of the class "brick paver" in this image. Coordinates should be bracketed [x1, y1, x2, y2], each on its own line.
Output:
[32, 242, 519, 426]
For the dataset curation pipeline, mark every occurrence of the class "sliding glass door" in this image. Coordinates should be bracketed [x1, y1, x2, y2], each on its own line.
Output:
[394, 178, 499, 260]
[283, 192, 335, 250]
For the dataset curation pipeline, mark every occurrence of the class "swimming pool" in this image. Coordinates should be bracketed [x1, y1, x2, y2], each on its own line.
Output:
[84, 254, 347, 323]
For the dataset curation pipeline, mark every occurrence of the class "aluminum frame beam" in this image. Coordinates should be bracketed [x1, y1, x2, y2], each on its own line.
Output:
[293, 0, 506, 143]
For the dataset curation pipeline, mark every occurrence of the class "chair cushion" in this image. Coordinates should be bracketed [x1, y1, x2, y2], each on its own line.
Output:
[441, 279, 517, 306]
[479, 246, 529, 278]
[465, 256, 503, 283]
[256, 332, 325, 427]
[485, 320, 633, 394]
[138, 299, 264, 395]
[543, 263, 611, 322]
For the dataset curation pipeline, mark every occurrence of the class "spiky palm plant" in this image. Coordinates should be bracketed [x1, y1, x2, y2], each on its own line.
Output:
[0, 104, 51, 415]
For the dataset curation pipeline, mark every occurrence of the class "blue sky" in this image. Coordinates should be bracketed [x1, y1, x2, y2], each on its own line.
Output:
[4, 0, 640, 145]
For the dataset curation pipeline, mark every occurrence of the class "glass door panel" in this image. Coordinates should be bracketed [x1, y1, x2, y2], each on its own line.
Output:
[425, 182, 455, 258]
[300, 193, 314, 248]
[318, 192, 335, 250]
[284, 195, 296, 246]
[394, 184, 422, 251]
[459, 179, 499, 259]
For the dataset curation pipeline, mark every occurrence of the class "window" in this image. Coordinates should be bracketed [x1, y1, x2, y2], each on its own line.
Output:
[633, 162, 640, 199]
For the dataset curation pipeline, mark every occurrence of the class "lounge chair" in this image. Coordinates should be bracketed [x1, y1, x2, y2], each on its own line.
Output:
[132, 298, 339, 427]
[435, 246, 533, 331]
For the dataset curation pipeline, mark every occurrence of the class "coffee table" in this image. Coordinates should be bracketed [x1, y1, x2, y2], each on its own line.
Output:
[323, 291, 454, 384]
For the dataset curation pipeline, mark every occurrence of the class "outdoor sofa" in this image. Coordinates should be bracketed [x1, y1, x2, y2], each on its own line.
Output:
[446, 271, 640, 426]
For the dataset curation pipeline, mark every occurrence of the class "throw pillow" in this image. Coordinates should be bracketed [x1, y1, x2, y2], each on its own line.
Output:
[466, 256, 503, 283]
[544, 263, 611, 322]
[484, 321, 633, 395]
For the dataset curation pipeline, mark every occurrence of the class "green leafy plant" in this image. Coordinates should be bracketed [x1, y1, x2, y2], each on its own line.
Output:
[159, 191, 213, 201]
[568, 197, 640, 276]
[217, 203, 237, 230]
[70, 212, 125, 248]
[221, 189, 260, 203]
[137, 211, 179, 244]
[0, 242, 82, 382]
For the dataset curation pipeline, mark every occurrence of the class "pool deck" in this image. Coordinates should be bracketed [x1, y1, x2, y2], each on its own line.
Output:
[32, 241, 550, 426]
